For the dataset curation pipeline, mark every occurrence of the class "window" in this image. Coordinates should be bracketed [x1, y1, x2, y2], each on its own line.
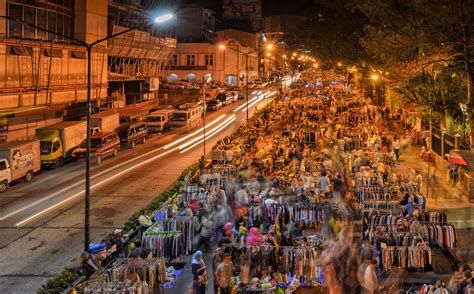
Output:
[7, 46, 33, 56]
[8, 4, 22, 37]
[43, 48, 63, 57]
[24, 6, 36, 38]
[186, 55, 195, 66]
[69, 51, 86, 59]
[7, 3, 73, 39]
[172, 54, 178, 66]
[136, 124, 147, 132]
[52, 141, 61, 152]
[205, 54, 214, 66]
[0, 160, 7, 171]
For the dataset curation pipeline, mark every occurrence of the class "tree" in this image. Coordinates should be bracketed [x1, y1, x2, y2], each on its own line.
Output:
[295, 0, 368, 67]
[350, 0, 474, 144]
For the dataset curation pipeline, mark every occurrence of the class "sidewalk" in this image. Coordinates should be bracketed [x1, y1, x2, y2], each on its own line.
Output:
[399, 144, 474, 269]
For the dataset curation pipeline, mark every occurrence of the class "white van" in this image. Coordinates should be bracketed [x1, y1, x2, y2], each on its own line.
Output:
[146, 109, 175, 133]
[169, 105, 203, 131]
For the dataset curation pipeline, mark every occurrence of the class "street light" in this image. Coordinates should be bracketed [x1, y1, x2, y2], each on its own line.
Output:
[337, 62, 342, 67]
[219, 43, 259, 123]
[202, 76, 212, 162]
[0, 13, 174, 252]
[371, 74, 379, 81]
[266, 43, 274, 51]
[155, 13, 174, 23]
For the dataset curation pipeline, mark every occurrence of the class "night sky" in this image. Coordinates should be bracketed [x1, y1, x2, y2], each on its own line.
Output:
[179, 0, 314, 16]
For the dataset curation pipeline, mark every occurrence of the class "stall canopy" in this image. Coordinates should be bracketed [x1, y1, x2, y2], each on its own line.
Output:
[448, 150, 474, 168]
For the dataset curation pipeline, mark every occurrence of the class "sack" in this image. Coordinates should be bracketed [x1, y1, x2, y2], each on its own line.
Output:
[193, 233, 201, 248]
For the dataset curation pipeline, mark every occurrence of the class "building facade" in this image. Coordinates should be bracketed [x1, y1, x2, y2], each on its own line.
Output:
[161, 28, 260, 87]
[0, 0, 175, 141]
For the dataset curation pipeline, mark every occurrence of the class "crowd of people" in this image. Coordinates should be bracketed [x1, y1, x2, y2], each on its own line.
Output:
[75, 70, 473, 294]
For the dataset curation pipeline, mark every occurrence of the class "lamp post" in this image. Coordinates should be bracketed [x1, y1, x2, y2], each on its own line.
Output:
[202, 76, 212, 158]
[219, 43, 273, 123]
[1, 13, 174, 252]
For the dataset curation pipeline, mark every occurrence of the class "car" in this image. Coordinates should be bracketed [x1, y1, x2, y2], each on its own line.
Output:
[228, 92, 239, 103]
[236, 91, 245, 100]
[72, 132, 120, 165]
[177, 80, 200, 89]
[216, 93, 233, 105]
[116, 121, 148, 148]
[206, 100, 223, 111]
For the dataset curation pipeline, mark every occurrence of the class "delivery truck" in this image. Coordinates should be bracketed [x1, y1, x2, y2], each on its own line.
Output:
[0, 140, 41, 192]
[89, 111, 120, 133]
[35, 121, 87, 168]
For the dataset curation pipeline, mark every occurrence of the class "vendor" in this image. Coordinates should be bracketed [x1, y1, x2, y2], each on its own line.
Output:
[289, 222, 303, 240]
[401, 196, 420, 215]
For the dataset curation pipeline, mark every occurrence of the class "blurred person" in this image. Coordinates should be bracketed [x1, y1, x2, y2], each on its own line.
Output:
[401, 196, 420, 215]
[199, 213, 214, 253]
[246, 227, 263, 245]
[215, 254, 234, 294]
[192, 250, 208, 294]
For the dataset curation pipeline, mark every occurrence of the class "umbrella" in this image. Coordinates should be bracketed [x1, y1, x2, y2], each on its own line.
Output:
[448, 152, 468, 166]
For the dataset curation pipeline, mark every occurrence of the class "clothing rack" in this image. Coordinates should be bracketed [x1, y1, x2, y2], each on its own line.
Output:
[222, 243, 320, 281]
[82, 281, 149, 294]
[142, 229, 183, 260]
[292, 203, 326, 226]
[381, 245, 432, 271]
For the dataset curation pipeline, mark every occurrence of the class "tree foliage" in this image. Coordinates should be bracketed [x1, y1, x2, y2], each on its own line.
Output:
[295, 0, 368, 66]
[348, 0, 474, 134]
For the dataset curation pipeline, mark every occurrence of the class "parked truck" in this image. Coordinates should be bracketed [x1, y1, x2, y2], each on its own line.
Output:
[89, 111, 120, 133]
[35, 121, 87, 168]
[0, 140, 41, 192]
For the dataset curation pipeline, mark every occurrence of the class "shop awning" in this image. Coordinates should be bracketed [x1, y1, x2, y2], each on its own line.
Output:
[448, 150, 474, 167]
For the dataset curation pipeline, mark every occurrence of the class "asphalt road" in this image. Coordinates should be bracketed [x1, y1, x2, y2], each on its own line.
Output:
[0, 89, 276, 293]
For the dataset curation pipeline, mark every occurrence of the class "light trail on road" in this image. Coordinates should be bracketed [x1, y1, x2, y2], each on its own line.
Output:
[177, 115, 237, 150]
[9, 96, 269, 226]
[163, 114, 226, 149]
[233, 92, 266, 112]
[15, 147, 179, 227]
[180, 116, 237, 153]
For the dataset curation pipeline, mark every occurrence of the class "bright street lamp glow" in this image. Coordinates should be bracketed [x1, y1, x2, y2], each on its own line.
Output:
[266, 44, 274, 50]
[155, 13, 174, 23]
[337, 62, 342, 67]
[219, 44, 226, 50]
[293, 52, 297, 56]
[371, 74, 379, 81]
[266, 52, 271, 57]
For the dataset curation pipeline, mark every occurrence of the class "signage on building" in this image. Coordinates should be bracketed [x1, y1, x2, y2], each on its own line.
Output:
[0, 119, 7, 142]
[149, 77, 160, 91]
[223, 0, 262, 30]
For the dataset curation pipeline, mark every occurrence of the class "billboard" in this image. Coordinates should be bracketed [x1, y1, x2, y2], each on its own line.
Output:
[223, 0, 262, 30]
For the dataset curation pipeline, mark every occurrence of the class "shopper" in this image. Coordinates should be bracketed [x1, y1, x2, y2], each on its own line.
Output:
[318, 171, 331, 198]
[235, 185, 249, 208]
[191, 250, 208, 294]
[246, 227, 263, 245]
[215, 254, 234, 294]
[199, 213, 214, 253]
[401, 196, 420, 215]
